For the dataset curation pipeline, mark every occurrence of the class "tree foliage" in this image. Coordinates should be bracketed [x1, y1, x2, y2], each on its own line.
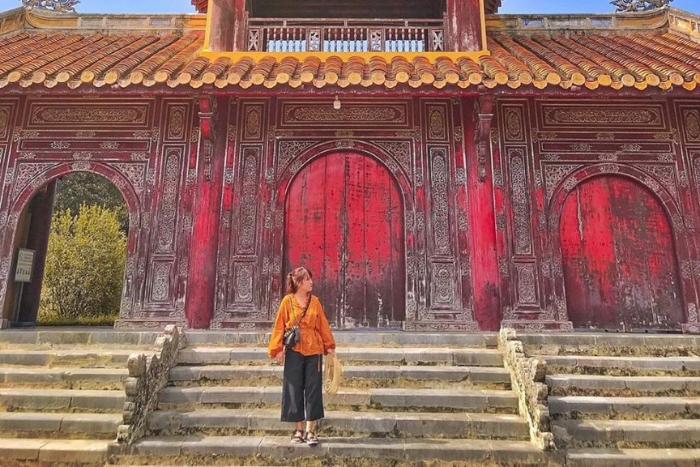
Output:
[40, 205, 127, 320]
[53, 172, 129, 232]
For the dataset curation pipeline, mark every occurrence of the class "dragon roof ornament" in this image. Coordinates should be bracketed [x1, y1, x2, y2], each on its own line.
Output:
[610, 0, 673, 12]
[22, 0, 79, 13]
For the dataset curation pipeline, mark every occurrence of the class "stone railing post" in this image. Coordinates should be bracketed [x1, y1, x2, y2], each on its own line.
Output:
[498, 327, 555, 451]
[116, 325, 187, 445]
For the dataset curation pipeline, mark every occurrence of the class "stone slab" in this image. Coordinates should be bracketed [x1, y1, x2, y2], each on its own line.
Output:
[0, 412, 63, 432]
[547, 374, 700, 394]
[37, 439, 110, 464]
[549, 396, 700, 417]
[0, 437, 49, 459]
[567, 448, 700, 467]
[556, 419, 700, 447]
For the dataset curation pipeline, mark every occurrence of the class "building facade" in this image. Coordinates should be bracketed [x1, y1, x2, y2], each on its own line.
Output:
[0, 1, 699, 332]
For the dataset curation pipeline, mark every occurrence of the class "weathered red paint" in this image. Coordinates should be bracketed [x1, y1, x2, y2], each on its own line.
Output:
[561, 176, 684, 331]
[464, 97, 501, 330]
[284, 152, 405, 329]
[185, 96, 228, 328]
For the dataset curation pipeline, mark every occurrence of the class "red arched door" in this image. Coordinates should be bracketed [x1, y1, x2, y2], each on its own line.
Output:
[284, 152, 405, 329]
[560, 176, 684, 331]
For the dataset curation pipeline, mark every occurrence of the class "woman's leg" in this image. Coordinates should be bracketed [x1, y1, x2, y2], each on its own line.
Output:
[304, 354, 325, 421]
[281, 349, 306, 423]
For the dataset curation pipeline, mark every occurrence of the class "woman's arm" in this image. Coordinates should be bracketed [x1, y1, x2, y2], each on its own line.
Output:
[267, 296, 289, 358]
[316, 298, 336, 355]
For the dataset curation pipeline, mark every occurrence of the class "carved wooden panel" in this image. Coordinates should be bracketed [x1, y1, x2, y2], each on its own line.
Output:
[164, 105, 188, 141]
[156, 149, 182, 254]
[683, 108, 700, 143]
[431, 262, 456, 307]
[429, 147, 452, 257]
[426, 104, 448, 141]
[514, 262, 538, 306]
[232, 261, 255, 303]
[26, 101, 152, 129]
[538, 101, 666, 131]
[236, 147, 260, 255]
[278, 99, 411, 129]
[502, 106, 525, 142]
[0, 106, 10, 141]
[149, 261, 173, 302]
[242, 103, 265, 141]
[374, 140, 413, 178]
[509, 148, 533, 256]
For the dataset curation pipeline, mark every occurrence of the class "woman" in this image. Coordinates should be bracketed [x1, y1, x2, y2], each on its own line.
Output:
[268, 267, 336, 446]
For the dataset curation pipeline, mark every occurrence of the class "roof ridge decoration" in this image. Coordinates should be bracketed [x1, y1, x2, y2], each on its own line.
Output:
[22, 0, 79, 13]
[611, 0, 672, 13]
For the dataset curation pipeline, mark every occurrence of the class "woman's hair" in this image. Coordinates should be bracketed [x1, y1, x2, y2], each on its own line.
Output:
[286, 267, 313, 294]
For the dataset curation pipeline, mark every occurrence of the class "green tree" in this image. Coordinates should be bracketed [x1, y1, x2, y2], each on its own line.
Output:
[40, 205, 127, 320]
[53, 173, 129, 232]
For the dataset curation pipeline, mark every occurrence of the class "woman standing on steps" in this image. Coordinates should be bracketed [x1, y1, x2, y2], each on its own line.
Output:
[268, 266, 336, 446]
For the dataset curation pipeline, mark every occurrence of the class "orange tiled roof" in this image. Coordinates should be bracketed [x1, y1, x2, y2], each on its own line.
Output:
[1, 29, 700, 91]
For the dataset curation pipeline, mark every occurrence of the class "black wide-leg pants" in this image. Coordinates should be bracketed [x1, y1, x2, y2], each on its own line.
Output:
[281, 349, 324, 422]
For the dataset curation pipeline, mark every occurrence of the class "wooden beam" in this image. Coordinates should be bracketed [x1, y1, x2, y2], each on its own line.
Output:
[206, 0, 247, 52]
[446, 0, 484, 52]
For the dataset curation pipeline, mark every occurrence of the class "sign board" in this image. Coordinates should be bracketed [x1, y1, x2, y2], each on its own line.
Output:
[14, 249, 35, 283]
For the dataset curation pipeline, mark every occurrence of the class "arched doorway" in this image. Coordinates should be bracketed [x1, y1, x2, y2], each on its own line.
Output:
[1, 169, 134, 327]
[284, 151, 405, 329]
[560, 175, 684, 331]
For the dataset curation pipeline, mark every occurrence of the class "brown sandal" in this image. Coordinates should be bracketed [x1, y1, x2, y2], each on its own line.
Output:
[291, 429, 304, 443]
[304, 430, 318, 446]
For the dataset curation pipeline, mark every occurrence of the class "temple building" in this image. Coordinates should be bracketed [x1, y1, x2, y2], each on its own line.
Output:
[0, 0, 699, 333]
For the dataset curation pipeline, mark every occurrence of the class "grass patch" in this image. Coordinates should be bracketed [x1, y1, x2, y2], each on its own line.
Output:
[36, 313, 118, 327]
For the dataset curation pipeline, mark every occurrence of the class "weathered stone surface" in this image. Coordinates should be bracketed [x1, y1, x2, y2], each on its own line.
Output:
[0, 438, 48, 459]
[556, 419, 700, 447]
[549, 396, 700, 418]
[181, 435, 262, 456]
[37, 439, 110, 464]
[0, 412, 63, 432]
[370, 388, 516, 411]
[567, 448, 700, 467]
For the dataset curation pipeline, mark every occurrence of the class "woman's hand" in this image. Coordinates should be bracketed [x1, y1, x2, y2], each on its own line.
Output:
[326, 349, 336, 357]
[275, 351, 285, 364]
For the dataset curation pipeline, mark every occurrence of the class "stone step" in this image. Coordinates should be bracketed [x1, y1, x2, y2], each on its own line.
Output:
[0, 367, 128, 389]
[554, 419, 700, 449]
[544, 355, 700, 376]
[169, 364, 511, 388]
[0, 388, 124, 413]
[148, 408, 528, 440]
[0, 412, 121, 438]
[177, 347, 504, 366]
[549, 395, 700, 420]
[0, 329, 499, 348]
[0, 349, 152, 368]
[0, 437, 110, 464]
[0, 328, 157, 348]
[120, 435, 549, 465]
[520, 333, 700, 349]
[157, 386, 518, 413]
[567, 448, 700, 467]
[547, 374, 700, 397]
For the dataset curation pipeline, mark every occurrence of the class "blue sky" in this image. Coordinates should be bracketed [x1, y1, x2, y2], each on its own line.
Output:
[0, 0, 697, 14]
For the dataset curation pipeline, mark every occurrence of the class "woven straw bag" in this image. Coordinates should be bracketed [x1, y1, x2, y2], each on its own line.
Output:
[323, 353, 343, 394]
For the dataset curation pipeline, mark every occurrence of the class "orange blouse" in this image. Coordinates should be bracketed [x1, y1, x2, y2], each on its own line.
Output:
[268, 294, 336, 358]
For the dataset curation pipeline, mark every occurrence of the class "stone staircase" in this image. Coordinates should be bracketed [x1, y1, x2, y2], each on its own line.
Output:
[115, 332, 551, 466]
[521, 333, 700, 467]
[0, 329, 155, 465]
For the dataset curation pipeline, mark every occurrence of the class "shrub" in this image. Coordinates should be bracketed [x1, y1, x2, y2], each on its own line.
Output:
[39, 205, 127, 320]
